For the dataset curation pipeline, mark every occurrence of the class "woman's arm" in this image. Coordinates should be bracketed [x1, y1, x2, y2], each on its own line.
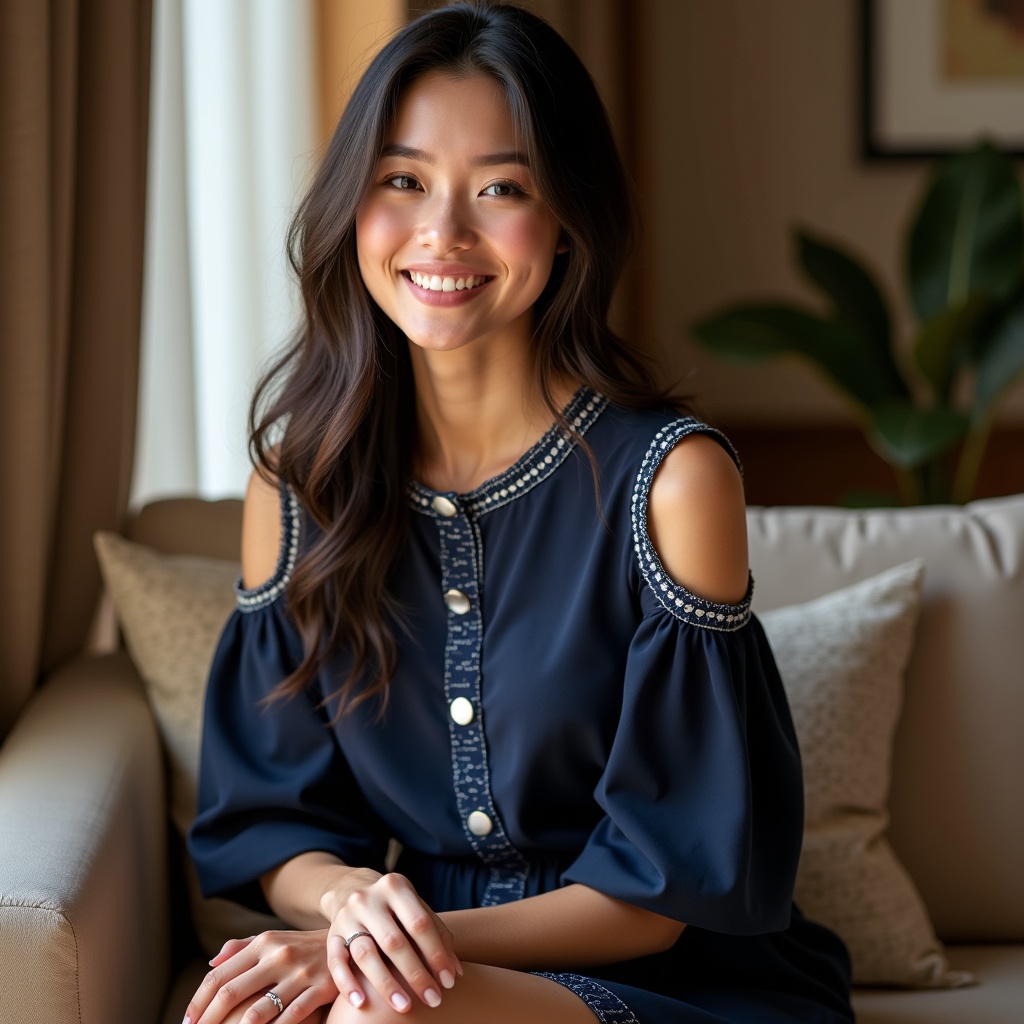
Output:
[441, 884, 685, 970]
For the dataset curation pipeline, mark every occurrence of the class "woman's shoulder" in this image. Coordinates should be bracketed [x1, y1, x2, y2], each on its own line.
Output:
[645, 431, 749, 606]
[241, 469, 284, 589]
[236, 467, 302, 613]
[599, 403, 751, 625]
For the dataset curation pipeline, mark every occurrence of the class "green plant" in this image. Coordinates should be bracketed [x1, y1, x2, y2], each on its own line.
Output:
[692, 141, 1024, 505]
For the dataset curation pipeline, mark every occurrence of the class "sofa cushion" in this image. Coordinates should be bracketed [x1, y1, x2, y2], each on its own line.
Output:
[748, 494, 1024, 944]
[93, 532, 285, 957]
[852, 944, 1024, 1023]
[760, 561, 969, 988]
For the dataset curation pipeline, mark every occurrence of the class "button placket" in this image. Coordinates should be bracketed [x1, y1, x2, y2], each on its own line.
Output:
[436, 505, 528, 905]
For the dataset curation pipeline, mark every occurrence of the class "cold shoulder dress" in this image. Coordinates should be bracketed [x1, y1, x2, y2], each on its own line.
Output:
[189, 390, 854, 1023]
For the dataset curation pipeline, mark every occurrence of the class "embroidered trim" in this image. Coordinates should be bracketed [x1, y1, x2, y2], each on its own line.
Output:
[632, 419, 753, 631]
[533, 973, 640, 1024]
[409, 388, 608, 518]
[437, 493, 530, 904]
[235, 482, 302, 612]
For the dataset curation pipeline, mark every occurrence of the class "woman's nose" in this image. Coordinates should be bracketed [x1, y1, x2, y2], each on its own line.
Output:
[416, 196, 476, 254]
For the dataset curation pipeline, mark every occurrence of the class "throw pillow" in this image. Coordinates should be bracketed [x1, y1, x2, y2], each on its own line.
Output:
[93, 531, 286, 956]
[760, 560, 973, 989]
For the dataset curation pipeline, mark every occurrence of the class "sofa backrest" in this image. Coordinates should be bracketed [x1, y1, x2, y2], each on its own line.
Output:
[748, 495, 1024, 943]
[128, 493, 1024, 943]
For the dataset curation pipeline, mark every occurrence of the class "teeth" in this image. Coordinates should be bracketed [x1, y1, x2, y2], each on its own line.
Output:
[409, 271, 485, 292]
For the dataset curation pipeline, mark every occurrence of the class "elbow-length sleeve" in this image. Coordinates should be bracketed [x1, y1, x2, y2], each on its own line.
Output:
[187, 494, 390, 912]
[561, 420, 804, 936]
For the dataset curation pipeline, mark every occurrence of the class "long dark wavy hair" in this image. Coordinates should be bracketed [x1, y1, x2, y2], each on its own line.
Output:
[251, 1, 672, 716]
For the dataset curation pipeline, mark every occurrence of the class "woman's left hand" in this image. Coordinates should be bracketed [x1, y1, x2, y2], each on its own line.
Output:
[186, 929, 339, 1024]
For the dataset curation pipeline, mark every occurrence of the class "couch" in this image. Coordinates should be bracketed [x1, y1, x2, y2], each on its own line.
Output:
[0, 493, 1021, 1023]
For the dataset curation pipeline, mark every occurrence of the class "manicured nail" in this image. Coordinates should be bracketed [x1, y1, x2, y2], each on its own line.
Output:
[183, 1018, 192, 1024]
[439, 969, 455, 989]
[349, 991, 365, 1008]
[424, 988, 441, 1007]
[391, 992, 411, 1011]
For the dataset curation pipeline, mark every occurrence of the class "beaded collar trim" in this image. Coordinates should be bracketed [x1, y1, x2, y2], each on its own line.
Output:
[234, 482, 301, 613]
[632, 418, 753, 632]
[409, 388, 608, 519]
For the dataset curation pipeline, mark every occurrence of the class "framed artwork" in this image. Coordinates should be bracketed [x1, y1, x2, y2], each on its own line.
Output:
[862, 0, 1024, 158]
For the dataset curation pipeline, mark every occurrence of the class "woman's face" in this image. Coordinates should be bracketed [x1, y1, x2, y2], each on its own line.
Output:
[355, 72, 564, 356]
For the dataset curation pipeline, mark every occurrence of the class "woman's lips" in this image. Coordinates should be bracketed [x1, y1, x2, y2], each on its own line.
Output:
[401, 269, 494, 306]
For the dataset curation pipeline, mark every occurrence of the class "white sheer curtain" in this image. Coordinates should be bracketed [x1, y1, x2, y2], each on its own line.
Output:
[132, 0, 318, 504]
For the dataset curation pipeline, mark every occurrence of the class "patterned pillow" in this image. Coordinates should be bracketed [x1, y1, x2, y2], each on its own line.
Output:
[760, 560, 972, 988]
[93, 531, 286, 956]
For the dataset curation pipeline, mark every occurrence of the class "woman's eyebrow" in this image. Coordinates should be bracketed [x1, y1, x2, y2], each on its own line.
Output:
[380, 143, 528, 167]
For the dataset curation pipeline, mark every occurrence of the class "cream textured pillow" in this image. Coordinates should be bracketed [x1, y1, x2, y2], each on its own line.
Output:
[93, 532, 286, 956]
[760, 560, 972, 989]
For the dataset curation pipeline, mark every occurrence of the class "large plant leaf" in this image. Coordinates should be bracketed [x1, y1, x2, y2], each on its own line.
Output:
[908, 142, 1023, 323]
[972, 289, 1024, 424]
[869, 402, 970, 468]
[796, 230, 908, 399]
[693, 304, 897, 410]
[912, 292, 993, 402]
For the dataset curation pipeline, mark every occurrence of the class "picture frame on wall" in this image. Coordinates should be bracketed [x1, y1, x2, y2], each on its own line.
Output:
[862, 0, 1024, 158]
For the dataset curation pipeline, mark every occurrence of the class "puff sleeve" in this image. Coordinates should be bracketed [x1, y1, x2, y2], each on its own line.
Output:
[560, 420, 804, 935]
[187, 493, 390, 913]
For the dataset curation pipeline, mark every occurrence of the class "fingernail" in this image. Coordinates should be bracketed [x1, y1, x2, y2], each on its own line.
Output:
[349, 991, 365, 1008]
[440, 969, 455, 989]
[183, 1018, 192, 1024]
[391, 992, 411, 1011]
[424, 988, 441, 1008]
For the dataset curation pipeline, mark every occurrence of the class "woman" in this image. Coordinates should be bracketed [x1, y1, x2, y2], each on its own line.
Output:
[185, 3, 853, 1023]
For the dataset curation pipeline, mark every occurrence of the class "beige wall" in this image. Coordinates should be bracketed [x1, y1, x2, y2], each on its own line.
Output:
[314, 0, 1024, 427]
[638, 0, 1022, 426]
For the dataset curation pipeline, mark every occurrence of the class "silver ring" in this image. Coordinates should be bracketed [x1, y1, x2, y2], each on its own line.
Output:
[344, 929, 373, 950]
[263, 991, 284, 1015]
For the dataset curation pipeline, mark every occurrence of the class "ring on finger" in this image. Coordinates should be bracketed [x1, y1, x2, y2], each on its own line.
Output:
[343, 930, 374, 950]
[263, 991, 285, 1015]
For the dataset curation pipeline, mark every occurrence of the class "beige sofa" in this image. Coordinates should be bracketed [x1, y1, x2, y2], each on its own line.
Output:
[0, 494, 1021, 1023]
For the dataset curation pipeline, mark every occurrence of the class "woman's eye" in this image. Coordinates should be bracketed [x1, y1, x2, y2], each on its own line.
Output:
[482, 181, 522, 198]
[386, 175, 419, 190]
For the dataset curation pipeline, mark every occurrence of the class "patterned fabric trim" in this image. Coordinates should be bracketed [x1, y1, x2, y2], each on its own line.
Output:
[234, 481, 302, 613]
[632, 418, 753, 631]
[409, 388, 608, 518]
[436, 500, 530, 904]
[533, 973, 640, 1024]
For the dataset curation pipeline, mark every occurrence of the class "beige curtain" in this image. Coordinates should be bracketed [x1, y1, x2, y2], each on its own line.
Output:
[0, 0, 152, 739]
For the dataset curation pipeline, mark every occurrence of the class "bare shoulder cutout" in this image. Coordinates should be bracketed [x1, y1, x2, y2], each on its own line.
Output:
[645, 432, 749, 608]
[241, 468, 284, 590]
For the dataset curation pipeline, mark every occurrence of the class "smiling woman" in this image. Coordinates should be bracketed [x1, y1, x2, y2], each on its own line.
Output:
[355, 73, 565, 401]
[182, 4, 854, 1024]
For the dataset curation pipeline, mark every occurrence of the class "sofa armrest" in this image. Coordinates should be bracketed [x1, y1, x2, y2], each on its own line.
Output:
[0, 653, 170, 1024]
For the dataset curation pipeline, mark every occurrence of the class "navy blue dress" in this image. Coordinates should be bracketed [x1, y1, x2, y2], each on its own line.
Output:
[189, 390, 853, 1023]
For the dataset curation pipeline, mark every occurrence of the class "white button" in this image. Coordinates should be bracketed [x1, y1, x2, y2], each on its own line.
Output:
[444, 588, 471, 614]
[449, 697, 475, 725]
[467, 810, 493, 836]
[432, 495, 458, 517]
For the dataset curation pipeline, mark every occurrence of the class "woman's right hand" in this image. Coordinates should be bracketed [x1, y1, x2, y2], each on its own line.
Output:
[323, 870, 463, 1012]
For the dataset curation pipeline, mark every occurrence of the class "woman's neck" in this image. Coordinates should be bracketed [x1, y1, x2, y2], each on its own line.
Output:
[409, 340, 576, 494]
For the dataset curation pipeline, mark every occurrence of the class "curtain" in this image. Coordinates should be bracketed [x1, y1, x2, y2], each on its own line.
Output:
[132, 0, 317, 506]
[0, 0, 152, 738]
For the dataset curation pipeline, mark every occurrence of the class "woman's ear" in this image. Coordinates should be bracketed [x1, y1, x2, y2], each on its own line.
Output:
[556, 230, 570, 255]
